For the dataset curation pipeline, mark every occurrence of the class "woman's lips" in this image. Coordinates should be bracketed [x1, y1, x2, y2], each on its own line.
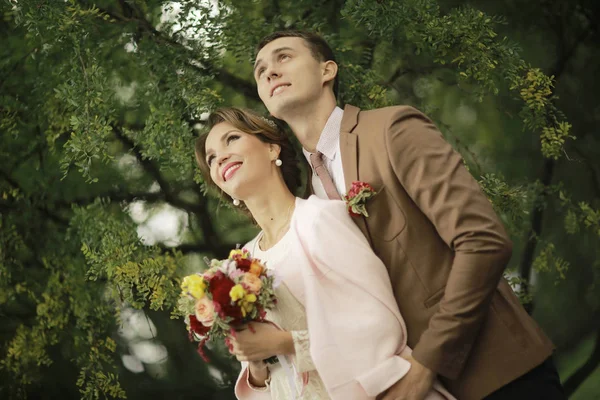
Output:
[222, 162, 242, 181]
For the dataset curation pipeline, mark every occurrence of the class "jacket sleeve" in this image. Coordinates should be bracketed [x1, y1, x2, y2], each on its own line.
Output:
[291, 330, 317, 373]
[296, 199, 412, 399]
[234, 362, 271, 400]
[383, 106, 513, 379]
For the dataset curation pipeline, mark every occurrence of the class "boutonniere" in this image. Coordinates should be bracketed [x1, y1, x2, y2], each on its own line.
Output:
[344, 181, 377, 217]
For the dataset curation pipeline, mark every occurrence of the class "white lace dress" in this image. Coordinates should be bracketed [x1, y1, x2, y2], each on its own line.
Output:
[237, 230, 331, 399]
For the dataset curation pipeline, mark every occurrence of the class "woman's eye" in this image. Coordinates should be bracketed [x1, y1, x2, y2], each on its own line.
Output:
[257, 68, 265, 78]
[207, 155, 215, 166]
[227, 135, 240, 144]
[280, 54, 290, 61]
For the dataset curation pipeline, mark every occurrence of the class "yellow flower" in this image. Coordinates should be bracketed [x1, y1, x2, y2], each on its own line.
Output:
[181, 274, 206, 300]
[229, 284, 257, 317]
[229, 249, 247, 259]
[229, 284, 246, 301]
[240, 294, 257, 317]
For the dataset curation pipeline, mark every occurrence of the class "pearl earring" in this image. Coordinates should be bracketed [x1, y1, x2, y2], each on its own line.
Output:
[275, 159, 282, 167]
[233, 198, 240, 206]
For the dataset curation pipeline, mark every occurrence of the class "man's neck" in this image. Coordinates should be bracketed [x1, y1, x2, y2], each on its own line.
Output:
[283, 95, 337, 153]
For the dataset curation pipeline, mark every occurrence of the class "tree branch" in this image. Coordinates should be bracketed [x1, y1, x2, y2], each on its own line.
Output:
[117, 0, 135, 19]
[89, 2, 260, 101]
[0, 48, 37, 92]
[158, 242, 239, 257]
[111, 126, 227, 252]
[518, 158, 555, 313]
[0, 173, 18, 195]
[0, 201, 69, 226]
[111, 125, 204, 214]
[8, 142, 46, 173]
[56, 190, 166, 208]
[550, 24, 596, 78]
[517, 9, 591, 311]
[384, 65, 445, 87]
[571, 146, 600, 196]
[216, 69, 260, 102]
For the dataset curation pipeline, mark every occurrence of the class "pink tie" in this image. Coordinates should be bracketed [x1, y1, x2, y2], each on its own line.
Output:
[310, 152, 341, 200]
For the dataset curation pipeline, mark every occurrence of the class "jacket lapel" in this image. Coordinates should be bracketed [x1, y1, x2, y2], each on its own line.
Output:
[340, 105, 372, 245]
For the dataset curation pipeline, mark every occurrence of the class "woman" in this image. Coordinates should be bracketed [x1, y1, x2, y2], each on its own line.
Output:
[195, 107, 454, 400]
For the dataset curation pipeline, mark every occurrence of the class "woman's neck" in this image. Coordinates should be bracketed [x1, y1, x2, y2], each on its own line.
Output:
[244, 183, 296, 248]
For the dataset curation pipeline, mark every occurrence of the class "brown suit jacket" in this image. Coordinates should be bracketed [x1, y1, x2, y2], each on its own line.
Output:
[335, 104, 554, 400]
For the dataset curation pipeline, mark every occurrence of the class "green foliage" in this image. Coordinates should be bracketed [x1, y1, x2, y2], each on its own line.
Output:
[342, 0, 573, 159]
[1, 0, 599, 398]
[478, 173, 530, 235]
[76, 338, 126, 400]
[559, 191, 600, 238]
[532, 242, 569, 283]
[339, 63, 392, 109]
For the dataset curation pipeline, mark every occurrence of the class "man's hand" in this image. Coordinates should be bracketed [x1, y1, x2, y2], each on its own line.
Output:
[229, 322, 293, 362]
[379, 356, 436, 400]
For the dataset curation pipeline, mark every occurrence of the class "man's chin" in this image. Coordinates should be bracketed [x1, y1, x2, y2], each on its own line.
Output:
[267, 99, 297, 120]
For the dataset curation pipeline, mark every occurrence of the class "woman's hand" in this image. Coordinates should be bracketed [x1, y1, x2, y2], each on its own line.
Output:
[229, 322, 294, 362]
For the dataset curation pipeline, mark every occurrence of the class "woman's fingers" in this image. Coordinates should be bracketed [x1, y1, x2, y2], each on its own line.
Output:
[229, 338, 249, 357]
[233, 323, 250, 332]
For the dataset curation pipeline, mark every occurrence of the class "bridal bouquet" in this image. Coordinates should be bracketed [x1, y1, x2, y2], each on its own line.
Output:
[178, 248, 279, 361]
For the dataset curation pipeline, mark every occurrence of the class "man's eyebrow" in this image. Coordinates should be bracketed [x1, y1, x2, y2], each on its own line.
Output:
[253, 47, 295, 74]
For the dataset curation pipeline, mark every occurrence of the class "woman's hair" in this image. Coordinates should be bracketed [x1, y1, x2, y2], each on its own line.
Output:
[195, 107, 304, 214]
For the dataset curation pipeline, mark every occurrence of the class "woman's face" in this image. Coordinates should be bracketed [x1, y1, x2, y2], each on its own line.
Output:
[204, 121, 278, 201]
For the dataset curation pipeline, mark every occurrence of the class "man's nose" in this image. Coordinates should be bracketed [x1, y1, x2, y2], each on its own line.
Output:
[266, 66, 281, 81]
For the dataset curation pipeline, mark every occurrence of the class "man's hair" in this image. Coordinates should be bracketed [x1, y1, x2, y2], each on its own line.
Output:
[256, 30, 339, 99]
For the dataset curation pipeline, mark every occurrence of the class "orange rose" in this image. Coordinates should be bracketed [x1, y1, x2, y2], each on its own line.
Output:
[249, 260, 264, 276]
[195, 297, 215, 327]
[242, 273, 263, 294]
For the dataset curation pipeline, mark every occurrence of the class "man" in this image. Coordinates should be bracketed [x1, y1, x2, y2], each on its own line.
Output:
[252, 30, 564, 400]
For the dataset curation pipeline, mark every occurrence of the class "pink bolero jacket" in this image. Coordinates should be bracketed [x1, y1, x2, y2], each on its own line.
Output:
[235, 196, 455, 400]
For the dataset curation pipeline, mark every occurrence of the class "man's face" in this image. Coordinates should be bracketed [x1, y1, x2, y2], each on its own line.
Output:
[254, 37, 326, 119]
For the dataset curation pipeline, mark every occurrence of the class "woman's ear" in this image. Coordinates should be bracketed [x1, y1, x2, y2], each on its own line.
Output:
[269, 143, 282, 161]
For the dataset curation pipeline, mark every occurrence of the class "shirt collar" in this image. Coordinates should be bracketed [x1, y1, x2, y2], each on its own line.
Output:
[302, 106, 344, 161]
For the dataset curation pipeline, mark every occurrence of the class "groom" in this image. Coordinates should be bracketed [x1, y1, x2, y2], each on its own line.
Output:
[252, 31, 564, 400]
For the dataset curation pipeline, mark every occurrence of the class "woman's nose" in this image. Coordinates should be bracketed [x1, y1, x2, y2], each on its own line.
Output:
[215, 153, 230, 169]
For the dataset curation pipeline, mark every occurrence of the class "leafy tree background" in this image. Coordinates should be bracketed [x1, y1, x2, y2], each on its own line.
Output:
[1, 0, 599, 398]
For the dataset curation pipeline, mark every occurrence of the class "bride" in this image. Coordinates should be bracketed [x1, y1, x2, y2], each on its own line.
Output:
[195, 107, 454, 400]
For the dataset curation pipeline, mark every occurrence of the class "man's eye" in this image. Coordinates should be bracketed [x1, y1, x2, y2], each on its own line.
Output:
[280, 54, 290, 61]
[257, 68, 265, 77]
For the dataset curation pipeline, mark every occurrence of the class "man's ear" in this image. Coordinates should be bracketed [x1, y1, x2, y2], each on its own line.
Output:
[322, 60, 338, 86]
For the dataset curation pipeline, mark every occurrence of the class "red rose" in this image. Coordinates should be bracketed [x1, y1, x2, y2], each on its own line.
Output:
[347, 181, 372, 197]
[209, 274, 242, 320]
[234, 257, 252, 272]
[189, 314, 210, 337]
[209, 274, 235, 305]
